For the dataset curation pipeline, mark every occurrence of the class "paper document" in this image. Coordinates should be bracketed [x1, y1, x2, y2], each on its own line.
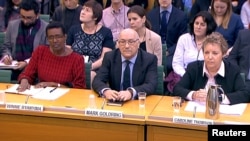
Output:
[5, 84, 69, 100]
[32, 87, 69, 100]
[185, 101, 247, 115]
[5, 84, 46, 95]
[0, 60, 18, 69]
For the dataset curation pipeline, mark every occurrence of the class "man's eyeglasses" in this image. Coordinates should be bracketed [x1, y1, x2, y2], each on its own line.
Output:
[118, 39, 139, 46]
[47, 35, 65, 41]
[20, 15, 37, 21]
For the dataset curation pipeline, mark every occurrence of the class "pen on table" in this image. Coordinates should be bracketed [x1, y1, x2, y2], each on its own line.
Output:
[25, 95, 30, 104]
[193, 106, 197, 118]
[101, 99, 106, 110]
[49, 87, 58, 93]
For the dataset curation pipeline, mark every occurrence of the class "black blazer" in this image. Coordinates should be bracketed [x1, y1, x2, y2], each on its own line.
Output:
[227, 29, 250, 79]
[147, 6, 187, 55]
[173, 60, 249, 105]
[92, 48, 158, 97]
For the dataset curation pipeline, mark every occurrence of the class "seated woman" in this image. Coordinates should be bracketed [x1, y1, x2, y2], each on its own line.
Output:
[166, 11, 217, 93]
[52, 0, 82, 34]
[173, 32, 249, 105]
[211, 0, 244, 48]
[66, 0, 114, 85]
[17, 21, 86, 91]
[127, 5, 162, 66]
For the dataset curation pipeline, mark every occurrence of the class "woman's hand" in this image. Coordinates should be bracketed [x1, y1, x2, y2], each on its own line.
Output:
[17, 79, 30, 92]
[192, 89, 207, 102]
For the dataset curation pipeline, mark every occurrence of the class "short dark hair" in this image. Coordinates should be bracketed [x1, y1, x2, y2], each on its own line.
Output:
[46, 21, 66, 36]
[84, 0, 103, 24]
[189, 11, 217, 36]
[127, 5, 152, 29]
[20, 0, 40, 15]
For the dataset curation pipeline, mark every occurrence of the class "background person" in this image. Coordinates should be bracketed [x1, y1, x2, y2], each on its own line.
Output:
[0, 0, 48, 81]
[127, 5, 162, 66]
[66, 0, 114, 86]
[166, 11, 217, 93]
[52, 0, 82, 34]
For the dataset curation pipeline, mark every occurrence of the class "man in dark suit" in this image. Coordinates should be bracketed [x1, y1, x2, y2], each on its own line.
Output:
[92, 28, 158, 101]
[189, 0, 212, 21]
[227, 29, 250, 87]
[146, 0, 187, 75]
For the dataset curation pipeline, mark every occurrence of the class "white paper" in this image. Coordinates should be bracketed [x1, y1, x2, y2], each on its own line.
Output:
[185, 101, 247, 115]
[32, 87, 69, 100]
[5, 84, 46, 95]
[0, 60, 18, 69]
[5, 84, 69, 100]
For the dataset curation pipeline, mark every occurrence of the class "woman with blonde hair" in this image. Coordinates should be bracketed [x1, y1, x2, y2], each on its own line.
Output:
[210, 0, 243, 48]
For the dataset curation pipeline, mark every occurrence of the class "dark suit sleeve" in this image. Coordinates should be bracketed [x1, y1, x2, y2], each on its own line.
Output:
[133, 55, 158, 96]
[92, 53, 111, 93]
[227, 30, 241, 66]
[189, 0, 201, 21]
[173, 63, 195, 99]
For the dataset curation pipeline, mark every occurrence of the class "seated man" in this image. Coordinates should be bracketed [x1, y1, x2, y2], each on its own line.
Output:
[227, 29, 250, 90]
[17, 21, 86, 91]
[0, 0, 48, 81]
[92, 28, 158, 101]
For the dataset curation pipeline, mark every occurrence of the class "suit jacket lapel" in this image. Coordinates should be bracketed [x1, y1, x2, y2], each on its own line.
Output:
[132, 50, 143, 86]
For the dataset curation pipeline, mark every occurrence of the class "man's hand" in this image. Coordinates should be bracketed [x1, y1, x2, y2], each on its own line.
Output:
[103, 90, 119, 101]
[117, 90, 132, 101]
[1, 55, 13, 65]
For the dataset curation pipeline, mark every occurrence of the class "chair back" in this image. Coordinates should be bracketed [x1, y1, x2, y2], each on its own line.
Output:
[85, 62, 92, 89]
[0, 32, 6, 47]
[154, 65, 164, 95]
[0, 70, 12, 83]
[40, 14, 50, 23]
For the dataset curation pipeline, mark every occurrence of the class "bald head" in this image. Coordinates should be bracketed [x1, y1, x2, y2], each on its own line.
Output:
[118, 28, 139, 40]
[117, 28, 140, 60]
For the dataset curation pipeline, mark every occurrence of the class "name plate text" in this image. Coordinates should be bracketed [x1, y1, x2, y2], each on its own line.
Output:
[85, 108, 123, 118]
[173, 116, 214, 125]
[6, 103, 43, 112]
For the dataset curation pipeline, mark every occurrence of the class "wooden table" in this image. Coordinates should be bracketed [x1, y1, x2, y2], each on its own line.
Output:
[0, 83, 162, 141]
[146, 96, 250, 141]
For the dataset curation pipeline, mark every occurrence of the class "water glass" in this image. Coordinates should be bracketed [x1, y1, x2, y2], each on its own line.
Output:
[88, 94, 96, 109]
[173, 96, 181, 112]
[0, 90, 6, 104]
[138, 92, 146, 108]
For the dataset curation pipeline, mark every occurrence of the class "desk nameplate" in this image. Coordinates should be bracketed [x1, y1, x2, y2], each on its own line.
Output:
[85, 108, 123, 118]
[173, 116, 213, 125]
[5, 103, 43, 112]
